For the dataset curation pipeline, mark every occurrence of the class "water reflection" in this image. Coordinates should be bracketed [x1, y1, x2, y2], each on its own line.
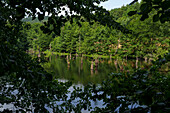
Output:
[43, 55, 149, 85]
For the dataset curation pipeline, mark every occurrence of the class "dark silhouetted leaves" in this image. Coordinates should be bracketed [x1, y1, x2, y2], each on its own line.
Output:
[153, 14, 159, 22]
[129, 0, 138, 5]
[38, 13, 44, 21]
[140, 14, 149, 21]
[129, 0, 170, 23]
[128, 11, 137, 16]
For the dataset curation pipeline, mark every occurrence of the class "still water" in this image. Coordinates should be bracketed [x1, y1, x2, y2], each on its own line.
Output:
[43, 55, 148, 85]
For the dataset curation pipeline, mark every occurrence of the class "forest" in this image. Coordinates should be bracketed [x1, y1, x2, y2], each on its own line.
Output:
[23, 2, 169, 61]
[0, 0, 170, 112]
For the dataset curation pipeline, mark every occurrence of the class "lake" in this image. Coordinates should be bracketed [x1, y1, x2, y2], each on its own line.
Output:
[43, 55, 150, 85]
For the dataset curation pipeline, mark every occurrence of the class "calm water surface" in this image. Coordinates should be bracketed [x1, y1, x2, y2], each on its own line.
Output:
[43, 55, 148, 85]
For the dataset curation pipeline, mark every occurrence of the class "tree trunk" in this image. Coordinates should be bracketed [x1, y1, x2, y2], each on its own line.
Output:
[136, 56, 138, 69]
[66, 55, 69, 62]
[67, 56, 70, 70]
[70, 53, 71, 60]
[91, 60, 94, 70]
[76, 53, 78, 58]
[81, 57, 83, 70]
[145, 57, 147, 63]
[95, 58, 99, 71]
[114, 38, 120, 55]
[79, 33, 81, 53]
[114, 60, 118, 72]
[110, 54, 112, 61]
[91, 69, 94, 75]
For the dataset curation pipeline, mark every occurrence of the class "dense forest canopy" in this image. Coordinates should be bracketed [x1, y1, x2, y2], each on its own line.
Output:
[0, 0, 169, 112]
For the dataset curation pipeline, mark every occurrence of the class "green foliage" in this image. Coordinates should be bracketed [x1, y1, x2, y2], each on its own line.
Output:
[129, 0, 170, 23]
[24, 23, 54, 51]
[50, 21, 120, 55]
[44, 49, 52, 58]
[0, 0, 170, 112]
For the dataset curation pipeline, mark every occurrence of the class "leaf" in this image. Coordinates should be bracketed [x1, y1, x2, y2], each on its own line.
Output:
[161, 0, 170, 10]
[129, 0, 138, 5]
[153, 14, 159, 22]
[38, 13, 44, 21]
[128, 11, 137, 16]
[140, 3, 148, 12]
[32, 16, 36, 20]
[160, 14, 167, 23]
[40, 26, 45, 30]
[153, 0, 162, 4]
[140, 14, 149, 21]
